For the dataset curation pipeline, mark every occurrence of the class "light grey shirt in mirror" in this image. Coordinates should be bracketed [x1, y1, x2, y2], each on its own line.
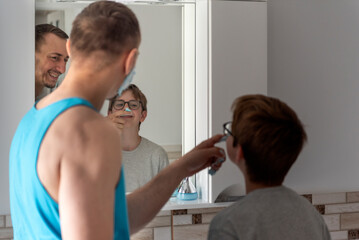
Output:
[122, 137, 169, 192]
[208, 186, 331, 240]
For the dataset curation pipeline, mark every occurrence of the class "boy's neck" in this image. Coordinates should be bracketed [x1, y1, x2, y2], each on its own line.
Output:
[245, 178, 282, 194]
[121, 129, 141, 151]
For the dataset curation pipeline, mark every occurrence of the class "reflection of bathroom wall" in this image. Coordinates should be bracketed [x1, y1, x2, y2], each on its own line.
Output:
[47, 11, 64, 29]
[35, 10, 64, 29]
[130, 5, 182, 147]
[100, 5, 183, 147]
[100, 5, 182, 147]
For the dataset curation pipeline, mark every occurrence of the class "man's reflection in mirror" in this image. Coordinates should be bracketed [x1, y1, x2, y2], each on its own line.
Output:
[107, 84, 169, 192]
[35, 24, 69, 101]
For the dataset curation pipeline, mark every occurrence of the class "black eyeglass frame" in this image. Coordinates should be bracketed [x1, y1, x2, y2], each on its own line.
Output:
[112, 100, 143, 111]
[223, 121, 238, 146]
[223, 121, 233, 136]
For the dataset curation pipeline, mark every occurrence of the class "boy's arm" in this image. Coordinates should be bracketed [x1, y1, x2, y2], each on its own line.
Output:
[127, 134, 225, 234]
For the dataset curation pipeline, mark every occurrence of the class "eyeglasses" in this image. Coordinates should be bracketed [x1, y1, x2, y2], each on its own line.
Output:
[223, 121, 238, 146]
[223, 121, 233, 136]
[112, 100, 142, 111]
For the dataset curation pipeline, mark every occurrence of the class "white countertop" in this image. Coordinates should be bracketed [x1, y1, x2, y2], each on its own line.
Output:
[161, 197, 234, 211]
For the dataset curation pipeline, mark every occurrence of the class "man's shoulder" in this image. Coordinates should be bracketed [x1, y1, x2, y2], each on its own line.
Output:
[61, 107, 114, 133]
[55, 107, 121, 157]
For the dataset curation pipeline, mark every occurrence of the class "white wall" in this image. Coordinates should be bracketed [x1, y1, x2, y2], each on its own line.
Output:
[0, 0, 35, 214]
[268, 0, 359, 193]
[210, 1, 267, 202]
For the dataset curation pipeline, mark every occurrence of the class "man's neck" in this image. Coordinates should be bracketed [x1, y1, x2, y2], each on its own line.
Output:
[35, 82, 44, 100]
[54, 61, 121, 111]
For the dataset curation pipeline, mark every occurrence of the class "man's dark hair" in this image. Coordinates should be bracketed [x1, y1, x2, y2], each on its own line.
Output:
[70, 1, 141, 61]
[231, 94, 307, 186]
[35, 24, 69, 52]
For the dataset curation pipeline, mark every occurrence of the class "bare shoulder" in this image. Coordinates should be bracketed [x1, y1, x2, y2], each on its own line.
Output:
[38, 105, 122, 201]
[57, 106, 122, 168]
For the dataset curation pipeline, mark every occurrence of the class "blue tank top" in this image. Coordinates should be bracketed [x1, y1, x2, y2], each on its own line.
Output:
[9, 98, 130, 240]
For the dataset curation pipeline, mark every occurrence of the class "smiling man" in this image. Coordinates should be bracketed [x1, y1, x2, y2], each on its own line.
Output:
[107, 84, 169, 192]
[35, 24, 69, 100]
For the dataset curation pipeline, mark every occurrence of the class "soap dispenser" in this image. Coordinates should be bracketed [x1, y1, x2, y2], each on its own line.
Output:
[177, 177, 198, 201]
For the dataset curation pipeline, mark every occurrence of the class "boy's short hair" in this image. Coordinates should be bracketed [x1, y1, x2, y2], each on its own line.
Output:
[70, 1, 140, 61]
[35, 24, 68, 52]
[108, 84, 147, 112]
[231, 94, 307, 185]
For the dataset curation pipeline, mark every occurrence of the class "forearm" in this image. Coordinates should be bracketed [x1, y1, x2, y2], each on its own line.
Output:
[126, 134, 225, 234]
[126, 160, 186, 234]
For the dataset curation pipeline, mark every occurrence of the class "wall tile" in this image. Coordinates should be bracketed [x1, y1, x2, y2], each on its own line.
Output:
[173, 224, 209, 240]
[348, 229, 359, 240]
[312, 193, 346, 205]
[201, 213, 217, 224]
[326, 203, 359, 214]
[323, 214, 340, 231]
[5, 215, 12, 228]
[167, 151, 181, 161]
[173, 215, 192, 225]
[0, 216, 4, 228]
[172, 209, 187, 215]
[341, 213, 359, 230]
[330, 230, 348, 240]
[348, 192, 359, 203]
[131, 228, 153, 240]
[153, 226, 171, 240]
[0, 228, 13, 239]
[315, 205, 325, 214]
[192, 214, 202, 224]
[302, 194, 313, 203]
[157, 210, 171, 217]
[146, 216, 171, 228]
[187, 207, 225, 214]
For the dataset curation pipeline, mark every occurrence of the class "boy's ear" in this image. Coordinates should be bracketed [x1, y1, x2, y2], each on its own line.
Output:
[140, 110, 147, 123]
[233, 145, 245, 166]
[124, 48, 138, 75]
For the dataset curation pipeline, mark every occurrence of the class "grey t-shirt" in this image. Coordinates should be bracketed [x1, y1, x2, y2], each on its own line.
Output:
[208, 186, 331, 240]
[122, 137, 169, 192]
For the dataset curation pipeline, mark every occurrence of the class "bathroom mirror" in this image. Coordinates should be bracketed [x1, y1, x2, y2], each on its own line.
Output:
[35, 0, 196, 192]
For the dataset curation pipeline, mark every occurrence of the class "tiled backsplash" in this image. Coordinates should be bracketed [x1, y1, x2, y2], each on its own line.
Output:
[1, 191, 359, 240]
[0, 215, 12, 240]
[133, 191, 359, 240]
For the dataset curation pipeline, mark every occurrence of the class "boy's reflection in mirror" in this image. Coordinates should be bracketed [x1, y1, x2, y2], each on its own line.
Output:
[107, 84, 169, 192]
